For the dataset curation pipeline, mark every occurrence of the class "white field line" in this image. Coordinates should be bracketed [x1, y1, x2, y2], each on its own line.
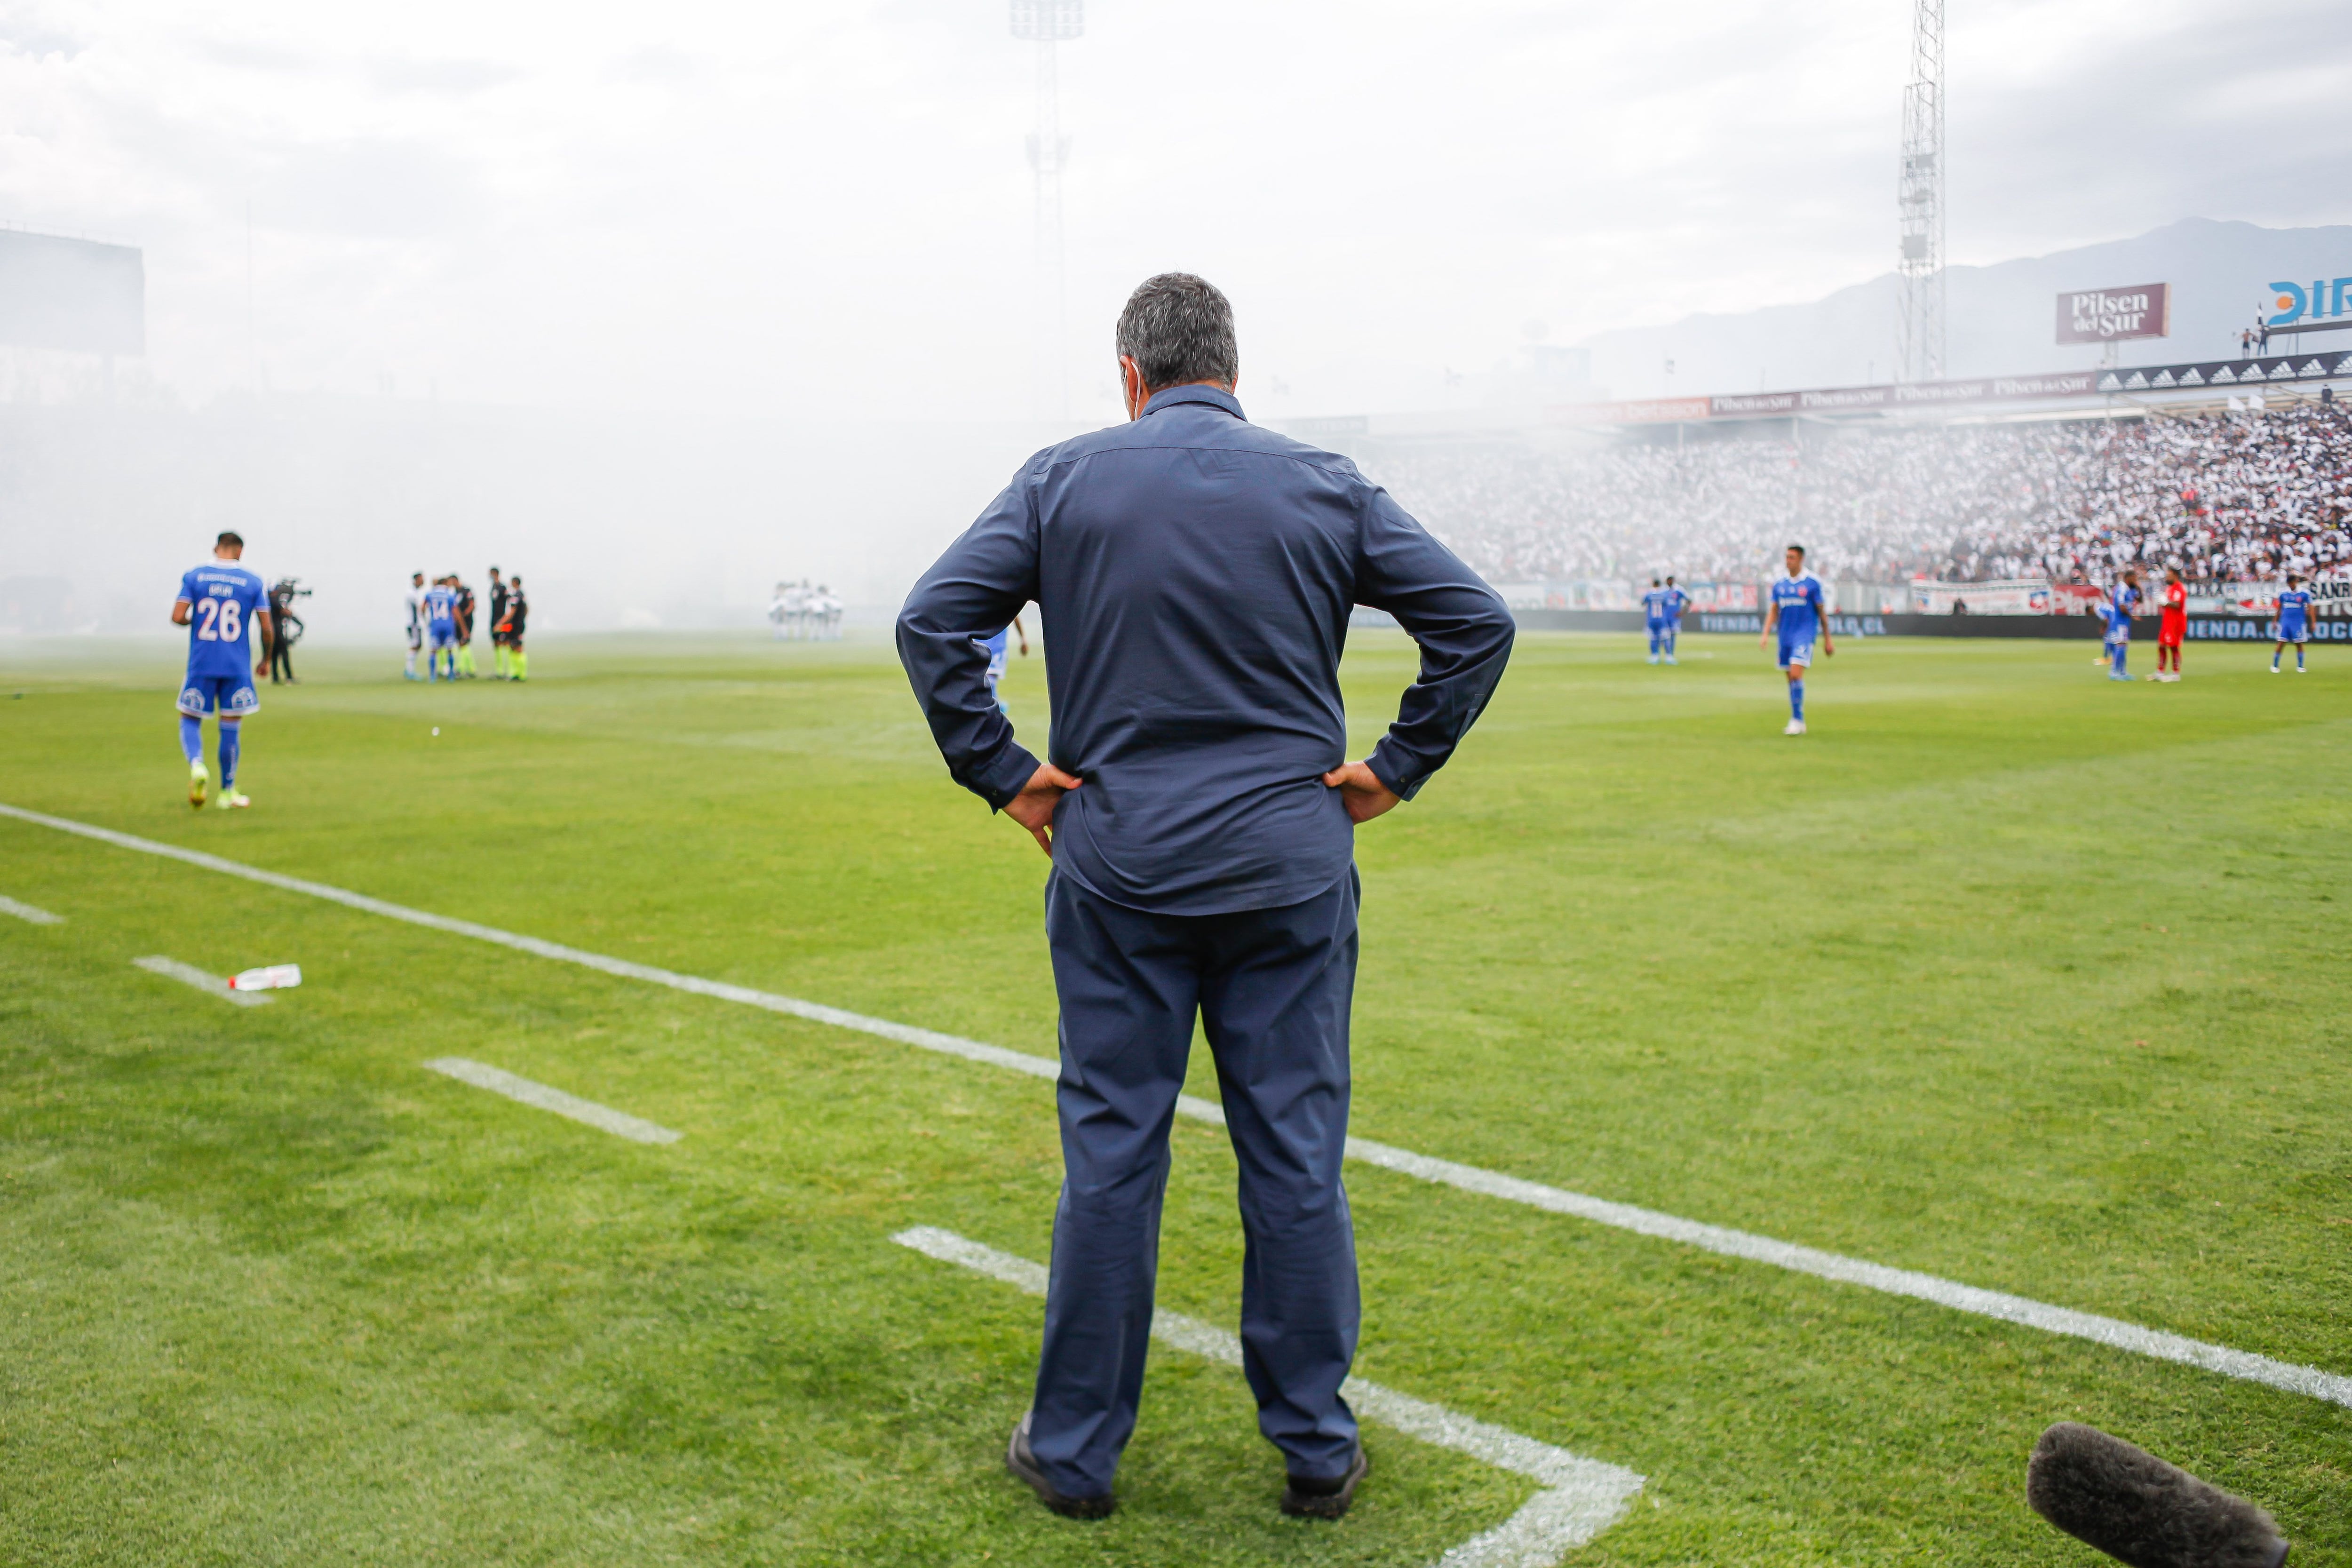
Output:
[8, 801, 2348, 1411]
[132, 954, 273, 1007]
[424, 1057, 682, 1145]
[894, 1226, 1643, 1568]
[0, 893, 63, 924]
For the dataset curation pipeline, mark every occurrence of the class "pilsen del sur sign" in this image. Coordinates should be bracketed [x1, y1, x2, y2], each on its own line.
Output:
[2056, 282, 2170, 344]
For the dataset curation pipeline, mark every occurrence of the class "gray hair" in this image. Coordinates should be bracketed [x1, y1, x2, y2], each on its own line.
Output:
[1115, 273, 1238, 392]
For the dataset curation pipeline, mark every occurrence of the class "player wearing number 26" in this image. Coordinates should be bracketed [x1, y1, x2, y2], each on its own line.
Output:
[171, 530, 274, 810]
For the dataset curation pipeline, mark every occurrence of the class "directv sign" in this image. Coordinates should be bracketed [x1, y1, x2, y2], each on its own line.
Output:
[2056, 282, 2168, 344]
[2264, 274, 2352, 326]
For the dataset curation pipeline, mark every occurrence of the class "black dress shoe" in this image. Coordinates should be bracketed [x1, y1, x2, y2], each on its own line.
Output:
[1281, 1444, 1370, 1519]
[1005, 1411, 1116, 1520]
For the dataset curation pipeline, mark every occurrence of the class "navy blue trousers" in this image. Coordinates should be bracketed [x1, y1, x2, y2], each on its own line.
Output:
[1029, 867, 1362, 1498]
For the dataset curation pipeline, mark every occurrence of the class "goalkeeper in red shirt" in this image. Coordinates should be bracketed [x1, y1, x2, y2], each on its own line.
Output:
[2152, 567, 2187, 682]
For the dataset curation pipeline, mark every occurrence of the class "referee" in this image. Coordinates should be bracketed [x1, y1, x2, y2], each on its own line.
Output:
[898, 274, 1513, 1521]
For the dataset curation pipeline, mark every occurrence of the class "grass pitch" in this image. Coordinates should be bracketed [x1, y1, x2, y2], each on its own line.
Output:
[1, 628, 2347, 1567]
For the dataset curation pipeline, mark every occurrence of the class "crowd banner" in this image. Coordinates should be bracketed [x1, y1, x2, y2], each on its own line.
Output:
[1485, 580, 1756, 613]
[1907, 579, 2052, 615]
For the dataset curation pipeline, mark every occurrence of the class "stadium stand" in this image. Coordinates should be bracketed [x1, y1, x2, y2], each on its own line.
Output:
[1380, 402, 2352, 590]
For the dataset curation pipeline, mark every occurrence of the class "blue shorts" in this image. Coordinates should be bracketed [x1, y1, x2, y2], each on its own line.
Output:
[178, 673, 260, 718]
[2278, 620, 2308, 644]
[430, 624, 458, 649]
[1777, 635, 1813, 669]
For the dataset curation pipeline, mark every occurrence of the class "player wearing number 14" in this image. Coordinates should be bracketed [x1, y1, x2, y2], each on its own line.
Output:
[171, 531, 274, 810]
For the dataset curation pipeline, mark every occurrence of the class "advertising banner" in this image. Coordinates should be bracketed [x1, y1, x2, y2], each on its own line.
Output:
[2056, 284, 2169, 344]
[1552, 398, 1710, 425]
[2095, 350, 2352, 394]
[0, 230, 145, 356]
[1550, 350, 2352, 429]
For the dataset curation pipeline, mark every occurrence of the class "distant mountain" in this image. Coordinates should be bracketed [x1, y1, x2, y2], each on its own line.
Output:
[1577, 219, 2352, 400]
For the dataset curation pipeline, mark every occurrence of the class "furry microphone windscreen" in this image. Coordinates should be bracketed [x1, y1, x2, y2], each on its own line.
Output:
[2026, 1422, 2289, 1568]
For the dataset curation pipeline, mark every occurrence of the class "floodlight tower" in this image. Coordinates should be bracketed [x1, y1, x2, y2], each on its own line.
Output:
[1895, 0, 1946, 383]
[1011, 0, 1081, 419]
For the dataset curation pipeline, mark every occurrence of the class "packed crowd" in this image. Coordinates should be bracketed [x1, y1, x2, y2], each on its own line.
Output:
[1376, 401, 2352, 586]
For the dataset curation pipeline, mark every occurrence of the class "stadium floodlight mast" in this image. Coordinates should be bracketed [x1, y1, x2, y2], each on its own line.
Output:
[1010, 0, 1081, 421]
[1895, 0, 1946, 384]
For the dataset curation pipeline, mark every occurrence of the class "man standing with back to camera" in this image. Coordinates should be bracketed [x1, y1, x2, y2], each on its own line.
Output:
[898, 274, 1514, 1522]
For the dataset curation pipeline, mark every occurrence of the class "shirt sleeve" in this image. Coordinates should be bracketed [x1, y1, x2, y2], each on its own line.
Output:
[896, 466, 1046, 811]
[1351, 481, 1516, 801]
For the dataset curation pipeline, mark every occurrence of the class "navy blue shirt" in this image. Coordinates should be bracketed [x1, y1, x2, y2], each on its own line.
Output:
[897, 385, 1514, 916]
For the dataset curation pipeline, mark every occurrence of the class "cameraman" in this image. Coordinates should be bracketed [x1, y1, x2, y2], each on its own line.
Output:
[267, 577, 309, 684]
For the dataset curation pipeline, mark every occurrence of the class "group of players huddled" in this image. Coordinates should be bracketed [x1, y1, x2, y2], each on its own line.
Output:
[767, 579, 844, 641]
[405, 567, 527, 682]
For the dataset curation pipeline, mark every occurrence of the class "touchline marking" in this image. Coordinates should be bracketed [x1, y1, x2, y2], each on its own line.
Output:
[133, 955, 273, 1007]
[0, 893, 63, 923]
[424, 1057, 682, 1145]
[8, 801, 2348, 1411]
[894, 1226, 1643, 1568]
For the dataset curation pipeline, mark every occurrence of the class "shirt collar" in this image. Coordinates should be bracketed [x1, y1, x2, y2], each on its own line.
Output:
[1140, 383, 1245, 421]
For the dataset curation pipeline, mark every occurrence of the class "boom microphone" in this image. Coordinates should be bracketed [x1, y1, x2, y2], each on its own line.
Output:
[2026, 1422, 2288, 1568]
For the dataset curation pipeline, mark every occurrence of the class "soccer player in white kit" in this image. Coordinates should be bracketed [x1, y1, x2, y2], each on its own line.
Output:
[404, 571, 427, 680]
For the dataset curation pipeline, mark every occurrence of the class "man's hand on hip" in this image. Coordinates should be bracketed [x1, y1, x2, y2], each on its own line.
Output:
[1004, 762, 1083, 857]
[1322, 761, 1401, 825]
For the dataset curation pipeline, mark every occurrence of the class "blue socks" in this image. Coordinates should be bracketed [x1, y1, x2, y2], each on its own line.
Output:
[181, 715, 204, 763]
[2113, 645, 2128, 677]
[218, 721, 240, 789]
[1790, 680, 1805, 721]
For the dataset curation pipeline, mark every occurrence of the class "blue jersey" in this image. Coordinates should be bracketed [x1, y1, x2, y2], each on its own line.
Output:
[2278, 588, 2311, 631]
[1640, 588, 1670, 624]
[2107, 582, 2141, 630]
[426, 584, 458, 631]
[1771, 572, 1825, 640]
[180, 560, 267, 680]
[1661, 587, 1690, 622]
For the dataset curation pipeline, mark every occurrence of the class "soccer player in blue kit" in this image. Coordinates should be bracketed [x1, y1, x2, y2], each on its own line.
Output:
[1759, 544, 1832, 734]
[171, 531, 274, 809]
[1641, 577, 1669, 663]
[1660, 574, 1690, 664]
[2272, 573, 2312, 673]
[2104, 570, 2142, 682]
[425, 575, 461, 680]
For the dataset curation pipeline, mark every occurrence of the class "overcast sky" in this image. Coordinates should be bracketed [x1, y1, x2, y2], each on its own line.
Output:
[2, 0, 2347, 423]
